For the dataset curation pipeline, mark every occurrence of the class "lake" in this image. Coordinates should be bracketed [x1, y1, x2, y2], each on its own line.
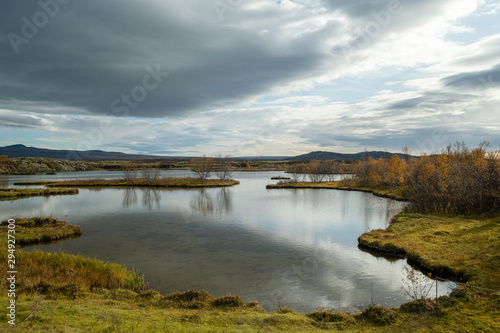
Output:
[0, 170, 453, 313]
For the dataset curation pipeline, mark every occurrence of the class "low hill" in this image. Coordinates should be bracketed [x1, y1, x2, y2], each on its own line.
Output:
[288, 151, 415, 161]
[0, 144, 168, 161]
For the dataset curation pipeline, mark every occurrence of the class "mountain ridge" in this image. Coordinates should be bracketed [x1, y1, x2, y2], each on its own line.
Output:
[0, 145, 414, 161]
[287, 150, 415, 161]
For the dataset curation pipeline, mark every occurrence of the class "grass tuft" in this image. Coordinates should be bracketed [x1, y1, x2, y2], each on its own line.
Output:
[354, 305, 397, 325]
[211, 295, 244, 308]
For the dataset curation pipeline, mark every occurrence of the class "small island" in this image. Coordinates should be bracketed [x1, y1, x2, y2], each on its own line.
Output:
[1, 217, 82, 245]
[0, 188, 79, 201]
[15, 177, 239, 188]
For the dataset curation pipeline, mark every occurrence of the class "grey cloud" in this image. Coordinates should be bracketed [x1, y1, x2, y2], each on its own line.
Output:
[387, 92, 475, 110]
[0, 112, 44, 128]
[0, 0, 464, 119]
[442, 64, 500, 90]
[0, 0, 335, 118]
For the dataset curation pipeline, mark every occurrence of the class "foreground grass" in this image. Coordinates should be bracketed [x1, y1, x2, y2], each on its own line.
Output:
[0, 188, 79, 201]
[15, 177, 239, 188]
[266, 181, 409, 201]
[2, 287, 498, 332]
[1, 215, 499, 331]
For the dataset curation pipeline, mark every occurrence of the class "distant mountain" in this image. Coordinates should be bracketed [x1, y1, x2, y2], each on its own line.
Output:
[287, 151, 415, 161]
[0, 144, 168, 161]
[0, 145, 414, 162]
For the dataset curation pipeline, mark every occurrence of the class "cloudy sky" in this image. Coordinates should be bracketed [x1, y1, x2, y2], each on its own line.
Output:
[1, 0, 499, 157]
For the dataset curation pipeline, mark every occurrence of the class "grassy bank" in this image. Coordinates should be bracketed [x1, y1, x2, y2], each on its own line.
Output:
[15, 177, 239, 188]
[0, 188, 79, 201]
[358, 213, 500, 290]
[266, 181, 409, 201]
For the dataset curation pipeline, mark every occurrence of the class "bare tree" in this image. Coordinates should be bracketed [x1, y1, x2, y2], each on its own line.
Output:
[190, 156, 215, 183]
[307, 160, 326, 183]
[402, 146, 412, 161]
[142, 169, 161, 185]
[215, 154, 233, 181]
[285, 163, 303, 183]
[123, 165, 137, 182]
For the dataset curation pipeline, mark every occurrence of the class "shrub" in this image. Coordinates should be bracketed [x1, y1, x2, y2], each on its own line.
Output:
[355, 305, 397, 325]
[211, 295, 244, 308]
[307, 310, 354, 323]
[400, 299, 433, 313]
[161, 290, 214, 309]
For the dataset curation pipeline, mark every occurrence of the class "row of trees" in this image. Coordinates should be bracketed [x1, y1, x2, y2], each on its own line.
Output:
[286, 160, 350, 182]
[120, 155, 233, 184]
[190, 154, 233, 183]
[123, 168, 162, 185]
[348, 142, 500, 216]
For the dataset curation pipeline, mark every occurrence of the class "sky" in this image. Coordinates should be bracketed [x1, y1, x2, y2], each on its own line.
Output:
[1, 0, 499, 157]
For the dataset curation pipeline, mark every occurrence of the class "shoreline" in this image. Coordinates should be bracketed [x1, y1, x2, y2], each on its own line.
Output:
[266, 181, 410, 201]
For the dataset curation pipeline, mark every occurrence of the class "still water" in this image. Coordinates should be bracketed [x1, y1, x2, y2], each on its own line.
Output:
[0, 170, 452, 313]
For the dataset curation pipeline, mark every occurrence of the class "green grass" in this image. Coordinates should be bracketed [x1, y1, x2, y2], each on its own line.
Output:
[358, 213, 500, 290]
[0, 217, 81, 246]
[0, 188, 79, 201]
[15, 177, 240, 188]
[266, 181, 409, 201]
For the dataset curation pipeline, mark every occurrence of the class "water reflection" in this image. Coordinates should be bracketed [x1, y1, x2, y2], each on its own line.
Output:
[122, 188, 162, 209]
[123, 188, 138, 208]
[190, 189, 214, 214]
[189, 188, 233, 216]
[216, 188, 232, 215]
[142, 188, 161, 210]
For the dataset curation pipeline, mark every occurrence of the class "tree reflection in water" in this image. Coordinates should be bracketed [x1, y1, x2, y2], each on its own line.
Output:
[142, 188, 161, 210]
[121, 187, 231, 213]
[190, 188, 232, 216]
[215, 188, 232, 215]
[123, 188, 161, 209]
[122, 188, 138, 208]
[190, 189, 214, 215]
